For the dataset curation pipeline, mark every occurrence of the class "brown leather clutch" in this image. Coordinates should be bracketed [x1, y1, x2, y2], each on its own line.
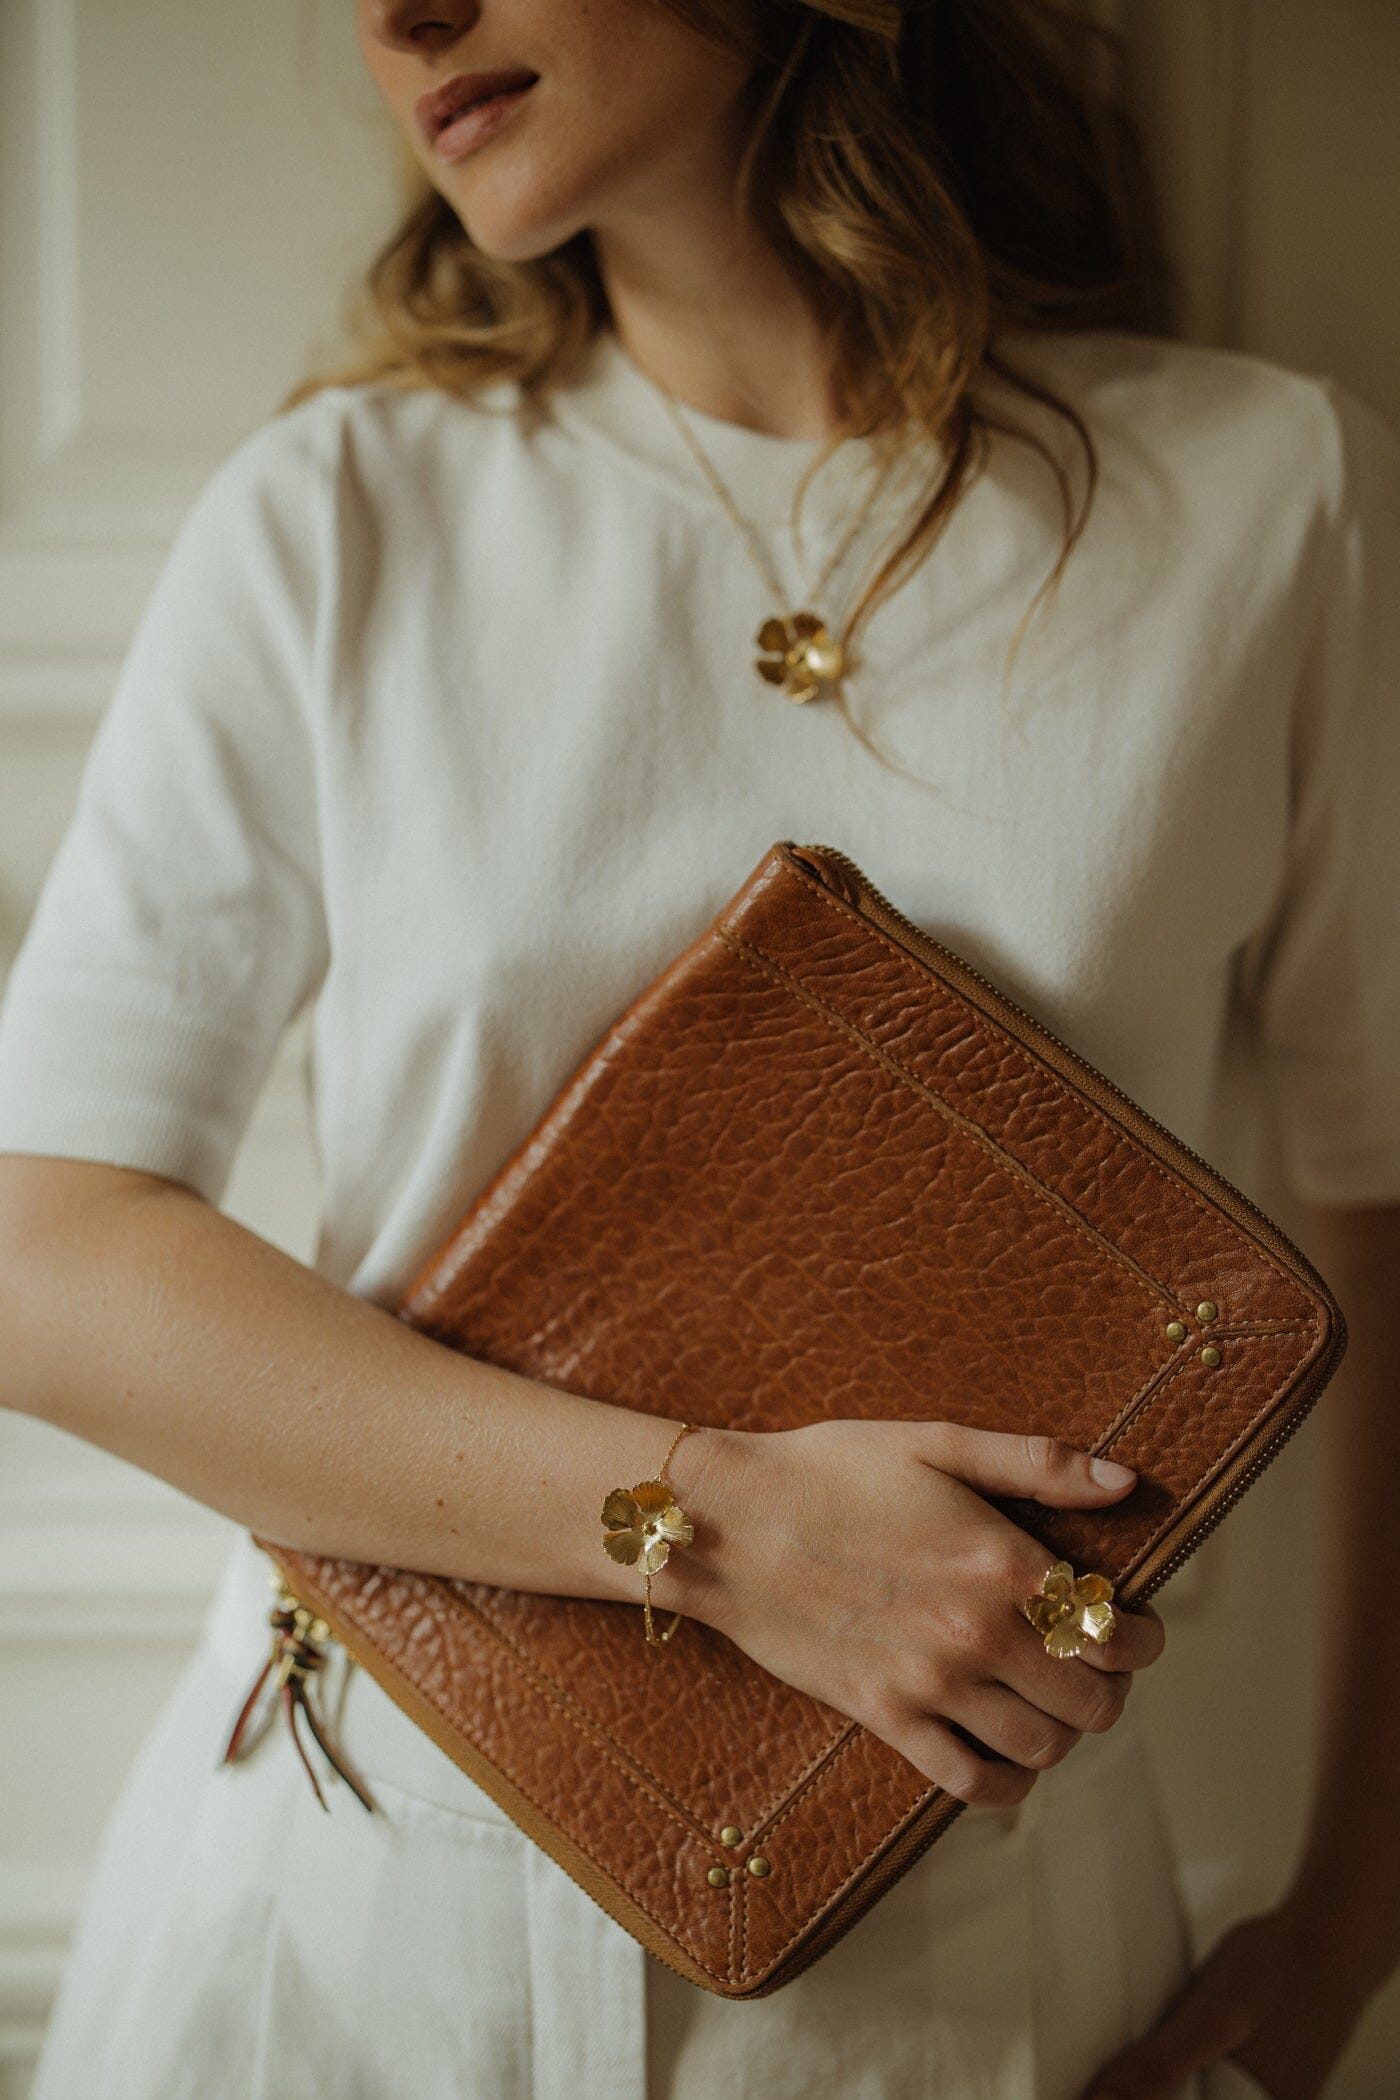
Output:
[249, 838, 1346, 1998]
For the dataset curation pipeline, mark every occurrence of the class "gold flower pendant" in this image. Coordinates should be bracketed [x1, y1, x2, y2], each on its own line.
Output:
[755, 612, 846, 704]
[1022, 1559, 1118, 1660]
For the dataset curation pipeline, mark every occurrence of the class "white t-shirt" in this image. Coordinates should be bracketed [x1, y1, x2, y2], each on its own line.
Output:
[1, 326, 1398, 1312]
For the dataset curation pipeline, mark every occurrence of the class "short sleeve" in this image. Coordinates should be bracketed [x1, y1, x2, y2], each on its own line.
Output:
[1238, 382, 1400, 1206]
[0, 402, 334, 1207]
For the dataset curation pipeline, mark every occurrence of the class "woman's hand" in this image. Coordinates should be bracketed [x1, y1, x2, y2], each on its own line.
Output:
[665, 1418, 1165, 1807]
[1074, 1899, 1377, 2099]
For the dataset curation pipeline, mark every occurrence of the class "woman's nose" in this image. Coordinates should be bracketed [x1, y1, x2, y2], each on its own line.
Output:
[363, 0, 483, 57]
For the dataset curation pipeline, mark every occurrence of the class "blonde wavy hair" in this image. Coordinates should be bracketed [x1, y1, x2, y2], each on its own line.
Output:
[284, 0, 1170, 783]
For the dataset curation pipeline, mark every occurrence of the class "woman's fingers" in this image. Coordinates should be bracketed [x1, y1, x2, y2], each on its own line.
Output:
[918, 1420, 1140, 1507]
[1078, 1596, 1167, 1671]
[870, 1705, 1042, 1807]
[947, 1680, 1100, 1773]
[913, 1587, 1161, 1779]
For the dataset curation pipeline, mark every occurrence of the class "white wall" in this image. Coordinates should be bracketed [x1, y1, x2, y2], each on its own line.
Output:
[1, 2, 1396, 2092]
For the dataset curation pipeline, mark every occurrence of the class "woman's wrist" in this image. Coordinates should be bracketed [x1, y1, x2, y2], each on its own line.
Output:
[663, 1422, 762, 1632]
[579, 1411, 768, 1621]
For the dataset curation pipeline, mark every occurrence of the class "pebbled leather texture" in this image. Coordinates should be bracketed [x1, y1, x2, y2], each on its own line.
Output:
[255, 839, 1346, 1999]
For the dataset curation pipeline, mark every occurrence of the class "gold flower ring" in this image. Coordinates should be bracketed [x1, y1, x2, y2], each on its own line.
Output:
[1021, 1559, 1119, 1660]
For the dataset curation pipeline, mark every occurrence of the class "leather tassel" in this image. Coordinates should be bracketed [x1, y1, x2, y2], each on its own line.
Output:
[219, 1651, 277, 1765]
[219, 1578, 378, 1814]
[279, 1675, 330, 1811]
[293, 1670, 379, 1812]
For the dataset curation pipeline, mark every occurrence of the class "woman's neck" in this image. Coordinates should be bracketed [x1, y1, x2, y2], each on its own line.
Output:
[591, 222, 843, 442]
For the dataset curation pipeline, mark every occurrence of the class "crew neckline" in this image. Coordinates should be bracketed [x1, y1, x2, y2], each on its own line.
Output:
[549, 325, 944, 528]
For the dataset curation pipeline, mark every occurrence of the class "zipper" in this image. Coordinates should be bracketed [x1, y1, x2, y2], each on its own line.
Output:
[1126, 1385, 1320, 1598]
[781, 841, 1348, 1601]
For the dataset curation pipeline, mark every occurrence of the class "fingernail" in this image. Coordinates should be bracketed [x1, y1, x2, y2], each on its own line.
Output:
[1091, 1457, 1135, 1486]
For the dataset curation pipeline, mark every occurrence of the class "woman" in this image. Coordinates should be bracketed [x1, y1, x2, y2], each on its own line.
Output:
[1, 1, 1396, 2095]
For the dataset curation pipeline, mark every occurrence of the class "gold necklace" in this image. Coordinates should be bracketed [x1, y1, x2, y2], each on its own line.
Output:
[653, 382, 902, 705]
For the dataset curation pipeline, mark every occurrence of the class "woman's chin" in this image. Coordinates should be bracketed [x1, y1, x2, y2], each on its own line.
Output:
[437, 171, 587, 268]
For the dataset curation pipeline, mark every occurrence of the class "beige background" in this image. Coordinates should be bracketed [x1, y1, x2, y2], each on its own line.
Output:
[0, 2, 1397, 2092]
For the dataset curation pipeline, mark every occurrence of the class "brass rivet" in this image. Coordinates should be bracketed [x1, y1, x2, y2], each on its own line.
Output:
[1165, 1321, 1187, 1342]
[746, 1855, 771, 1878]
[1200, 1345, 1222, 1367]
[1197, 1300, 1219, 1323]
[706, 1865, 730, 1888]
[719, 1825, 743, 1846]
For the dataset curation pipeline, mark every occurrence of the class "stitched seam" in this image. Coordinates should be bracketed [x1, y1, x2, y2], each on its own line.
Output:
[1099, 1344, 1192, 1444]
[749, 1728, 881, 1852]
[739, 1723, 868, 1846]
[1100, 1319, 1319, 1448]
[476, 1591, 863, 1981]
[739, 1831, 749, 1976]
[755, 1737, 943, 1972]
[352, 1581, 709, 1856]
[475, 1588, 860, 1866]
[461, 1589, 718, 1835]
[1208, 1319, 1314, 1337]
[737, 1720, 855, 1834]
[413, 1585, 889, 1987]
[760, 1730, 879, 1849]
[1094, 1350, 1182, 1446]
[717, 927, 1175, 1312]
[779, 867, 1319, 1318]
[418, 1578, 931, 1986]
[467, 1585, 845, 1850]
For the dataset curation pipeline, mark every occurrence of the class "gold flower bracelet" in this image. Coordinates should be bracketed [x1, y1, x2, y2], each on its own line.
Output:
[601, 1420, 700, 1644]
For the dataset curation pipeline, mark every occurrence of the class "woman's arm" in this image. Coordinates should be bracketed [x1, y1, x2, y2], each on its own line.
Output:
[0, 1154, 729, 1605]
[1281, 1198, 1400, 2004]
[0, 1150, 1166, 1811]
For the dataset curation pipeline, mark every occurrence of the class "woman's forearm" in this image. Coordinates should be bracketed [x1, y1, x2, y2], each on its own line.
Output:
[1283, 1200, 1400, 2000]
[0, 1158, 739, 1608]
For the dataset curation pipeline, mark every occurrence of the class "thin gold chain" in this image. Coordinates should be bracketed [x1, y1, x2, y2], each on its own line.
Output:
[652, 384, 900, 622]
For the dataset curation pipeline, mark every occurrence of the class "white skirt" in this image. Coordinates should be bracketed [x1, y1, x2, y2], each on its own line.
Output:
[31, 1529, 1272, 2100]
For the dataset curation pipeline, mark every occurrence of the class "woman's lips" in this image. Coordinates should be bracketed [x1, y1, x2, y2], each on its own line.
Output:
[433, 81, 537, 163]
